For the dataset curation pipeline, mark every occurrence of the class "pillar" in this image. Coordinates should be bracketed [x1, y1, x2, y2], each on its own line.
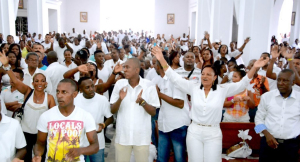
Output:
[0, 0, 18, 37]
[238, 0, 274, 66]
[27, 0, 47, 35]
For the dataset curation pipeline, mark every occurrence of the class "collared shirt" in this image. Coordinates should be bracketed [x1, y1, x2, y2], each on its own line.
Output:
[61, 61, 78, 70]
[255, 89, 300, 139]
[104, 59, 124, 74]
[152, 75, 188, 132]
[145, 68, 158, 81]
[1, 87, 24, 117]
[0, 114, 26, 162]
[23, 68, 53, 94]
[165, 67, 251, 125]
[110, 77, 160, 145]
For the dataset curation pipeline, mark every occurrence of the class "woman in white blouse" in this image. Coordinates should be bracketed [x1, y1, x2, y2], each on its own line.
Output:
[151, 46, 268, 162]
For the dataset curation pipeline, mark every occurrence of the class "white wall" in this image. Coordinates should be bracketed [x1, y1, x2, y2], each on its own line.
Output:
[154, 0, 189, 39]
[17, 0, 27, 17]
[48, 9, 58, 32]
[61, 0, 100, 35]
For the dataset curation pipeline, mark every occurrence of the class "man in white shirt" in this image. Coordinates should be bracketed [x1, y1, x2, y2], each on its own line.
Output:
[145, 56, 159, 81]
[42, 34, 52, 52]
[72, 38, 83, 58]
[104, 48, 124, 73]
[35, 34, 43, 43]
[255, 69, 300, 162]
[292, 39, 300, 49]
[152, 57, 188, 161]
[82, 29, 90, 40]
[1, 69, 24, 117]
[75, 77, 114, 162]
[110, 58, 160, 162]
[0, 105, 27, 162]
[33, 79, 99, 162]
[48, 38, 74, 64]
[45, 51, 69, 102]
[22, 52, 53, 94]
[70, 28, 78, 39]
[117, 30, 125, 46]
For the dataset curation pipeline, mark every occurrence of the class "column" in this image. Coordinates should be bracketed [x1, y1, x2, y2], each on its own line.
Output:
[290, 0, 300, 44]
[238, 0, 274, 66]
[195, 0, 212, 45]
[0, 0, 18, 37]
[27, 0, 46, 35]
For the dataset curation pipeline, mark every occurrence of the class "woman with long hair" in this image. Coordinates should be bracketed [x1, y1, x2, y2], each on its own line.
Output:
[168, 50, 181, 70]
[213, 60, 227, 84]
[151, 46, 268, 162]
[197, 49, 214, 69]
[8, 43, 28, 69]
[0, 51, 56, 162]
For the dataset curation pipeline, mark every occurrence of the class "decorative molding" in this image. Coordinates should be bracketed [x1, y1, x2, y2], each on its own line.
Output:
[46, 0, 62, 6]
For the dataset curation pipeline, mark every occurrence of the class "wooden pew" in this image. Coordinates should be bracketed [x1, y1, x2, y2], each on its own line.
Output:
[221, 122, 300, 162]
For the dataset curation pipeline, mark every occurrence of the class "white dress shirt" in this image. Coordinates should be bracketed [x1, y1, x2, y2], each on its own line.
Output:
[104, 59, 124, 74]
[23, 68, 52, 94]
[165, 67, 251, 125]
[255, 89, 300, 139]
[152, 75, 189, 132]
[110, 78, 160, 145]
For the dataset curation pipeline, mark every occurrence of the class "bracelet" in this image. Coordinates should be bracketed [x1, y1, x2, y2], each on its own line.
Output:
[162, 65, 169, 69]
[112, 71, 118, 75]
[140, 100, 146, 107]
[287, 58, 294, 61]
[100, 123, 105, 128]
[139, 100, 145, 106]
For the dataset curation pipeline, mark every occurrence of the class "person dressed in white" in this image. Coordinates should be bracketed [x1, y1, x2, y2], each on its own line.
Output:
[151, 46, 268, 162]
[255, 69, 300, 162]
[110, 58, 160, 162]
[0, 105, 27, 162]
[1, 69, 24, 117]
[152, 57, 188, 161]
[45, 51, 69, 102]
[61, 49, 78, 70]
[48, 38, 74, 64]
[32, 79, 99, 162]
[42, 34, 52, 52]
[22, 52, 53, 94]
[0, 51, 56, 162]
[75, 77, 114, 162]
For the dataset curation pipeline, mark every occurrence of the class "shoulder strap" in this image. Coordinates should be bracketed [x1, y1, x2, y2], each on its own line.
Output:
[187, 68, 195, 79]
[21, 89, 34, 109]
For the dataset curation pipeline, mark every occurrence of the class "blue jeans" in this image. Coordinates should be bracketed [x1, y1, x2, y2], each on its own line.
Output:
[157, 126, 188, 162]
[151, 108, 160, 148]
[84, 149, 105, 162]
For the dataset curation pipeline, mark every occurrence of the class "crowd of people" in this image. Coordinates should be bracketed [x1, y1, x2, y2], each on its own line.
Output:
[0, 28, 299, 162]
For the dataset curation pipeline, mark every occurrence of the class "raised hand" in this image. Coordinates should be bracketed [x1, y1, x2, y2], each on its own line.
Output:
[244, 37, 250, 44]
[77, 64, 89, 74]
[119, 86, 128, 100]
[271, 45, 279, 59]
[151, 46, 164, 61]
[135, 89, 143, 104]
[113, 62, 123, 74]
[205, 32, 210, 40]
[0, 51, 9, 66]
[253, 57, 269, 68]
[281, 47, 295, 59]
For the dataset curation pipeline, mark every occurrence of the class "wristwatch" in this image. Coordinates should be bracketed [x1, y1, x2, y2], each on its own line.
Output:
[3, 64, 11, 71]
[231, 99, 234, 103]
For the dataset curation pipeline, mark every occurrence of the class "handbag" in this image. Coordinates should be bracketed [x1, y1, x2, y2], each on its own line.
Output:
[12, 89, 34, 123]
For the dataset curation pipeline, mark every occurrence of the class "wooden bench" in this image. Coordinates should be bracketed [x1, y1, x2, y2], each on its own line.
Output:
[221, 122, 300, 162]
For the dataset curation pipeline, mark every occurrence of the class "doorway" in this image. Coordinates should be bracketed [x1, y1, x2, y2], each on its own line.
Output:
[48, 9, 58, 33]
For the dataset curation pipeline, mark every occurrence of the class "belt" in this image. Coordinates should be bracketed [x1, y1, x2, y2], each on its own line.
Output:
[193, 122, 219, 127]
[275, 137, 299, 144]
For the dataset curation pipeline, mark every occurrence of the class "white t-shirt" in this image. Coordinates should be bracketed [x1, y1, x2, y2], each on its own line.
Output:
[45, 62, 69, 100]
[152, 75, 189, 132]
[37, 106, 96, 162]
[180, 37, 188, 46]
[42, 42, 51, 51]
[61, 61, 78, 70]
[117, 34, 125, 45]
[97, 66, 111, 99]
[54, 46, 67, 64]
[145, 68, 158, 81]
[110, 78, 160, 145]
[0, 114, 26, 162]
[74, 93, 112, 149]
[1, 87, 24, 117]
[72, 44, 83, 58]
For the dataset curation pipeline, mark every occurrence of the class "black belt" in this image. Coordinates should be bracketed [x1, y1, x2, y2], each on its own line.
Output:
[275, 136, 299, 144]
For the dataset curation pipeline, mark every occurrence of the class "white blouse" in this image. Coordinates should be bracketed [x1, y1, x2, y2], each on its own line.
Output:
[165, 67, 251, 125]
